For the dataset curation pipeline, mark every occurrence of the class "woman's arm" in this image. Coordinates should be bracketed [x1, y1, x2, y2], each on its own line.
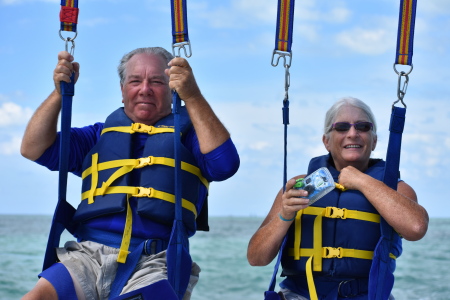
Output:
[247, 177, 309, 266]
[338, 166, 429, 241]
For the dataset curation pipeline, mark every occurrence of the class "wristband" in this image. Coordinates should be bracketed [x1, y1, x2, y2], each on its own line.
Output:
[279, 213, 295, 222]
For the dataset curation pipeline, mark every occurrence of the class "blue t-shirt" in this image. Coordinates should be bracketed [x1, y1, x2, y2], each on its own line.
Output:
[36, 122, 239, 242]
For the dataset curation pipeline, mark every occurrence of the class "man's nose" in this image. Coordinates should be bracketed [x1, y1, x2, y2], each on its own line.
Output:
[140, 81, 153, 95]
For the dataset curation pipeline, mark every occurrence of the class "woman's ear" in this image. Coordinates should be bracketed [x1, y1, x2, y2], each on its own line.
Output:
[372, 134, 377, 151]
[323, 134, 330, 152]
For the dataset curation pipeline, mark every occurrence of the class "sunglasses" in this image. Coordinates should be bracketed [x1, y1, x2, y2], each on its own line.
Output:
[331, 122, 373, 132]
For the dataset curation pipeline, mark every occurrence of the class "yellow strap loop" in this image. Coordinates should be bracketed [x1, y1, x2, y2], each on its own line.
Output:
[101, 123, 175, 135]
[88, 153, 99, 204]
[117, 196, 132, 263]
[81, 186, 198, 218]
[306, 256, 318, 300]
[313, 214, 323, 271]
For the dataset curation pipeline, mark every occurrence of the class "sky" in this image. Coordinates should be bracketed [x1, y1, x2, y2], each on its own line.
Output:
[1, 0, 449, 218]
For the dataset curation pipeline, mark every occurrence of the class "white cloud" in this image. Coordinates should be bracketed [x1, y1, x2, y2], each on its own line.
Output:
[0, 102, 33, 127]
[335, 27, 392, 55]
[0, 136, 22, 155]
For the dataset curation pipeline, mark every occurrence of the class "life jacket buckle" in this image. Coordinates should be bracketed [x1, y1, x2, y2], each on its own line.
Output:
[131, 123, 154, 134]
[325, 207, 347, 219]
[323, 247, 343, 258]
[136, 156, 154, 168]
[132, 187, 154, 198]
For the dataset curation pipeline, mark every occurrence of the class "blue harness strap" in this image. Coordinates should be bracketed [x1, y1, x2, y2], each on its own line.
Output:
[369, 106, 406, 300]
[264, 1, 296, 299]
[39, 263, 77, 300]
[43, 74, 77, 271]
[166, 91, 193, 299]
[112, 279, 178, 300]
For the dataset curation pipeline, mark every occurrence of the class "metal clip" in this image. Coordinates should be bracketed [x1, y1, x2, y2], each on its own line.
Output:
[284, 65, 291, 101]
[325, 207, 347, 219]
[172, 41, 192, 58]
[271, 49, 292, 68]
[132, 187, 154, 198]
[393, 71, 409, 108]
[59, 30, 77, 56]
[323, 247, 343, 258]
[136, 156, 154, 169]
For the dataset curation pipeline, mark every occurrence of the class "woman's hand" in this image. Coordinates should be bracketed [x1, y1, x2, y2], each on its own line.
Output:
[279, 177, 310, 220]
[337, 165, 369, 191]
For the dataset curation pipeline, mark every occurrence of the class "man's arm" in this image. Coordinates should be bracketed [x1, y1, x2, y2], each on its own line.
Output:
[166, 57, 230, 154]
[21, 51, 80, 161]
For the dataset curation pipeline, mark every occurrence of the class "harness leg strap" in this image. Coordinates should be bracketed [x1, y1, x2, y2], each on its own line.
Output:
[38, 263, 78, 300]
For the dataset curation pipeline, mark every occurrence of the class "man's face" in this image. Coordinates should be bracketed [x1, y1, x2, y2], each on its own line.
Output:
[121, 53, 172, 125]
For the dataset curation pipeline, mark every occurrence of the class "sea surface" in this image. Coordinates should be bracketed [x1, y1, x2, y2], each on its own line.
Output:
[0, 216, 449, 300]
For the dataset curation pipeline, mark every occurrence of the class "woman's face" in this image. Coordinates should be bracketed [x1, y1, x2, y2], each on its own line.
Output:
[322, 105, 377, 172]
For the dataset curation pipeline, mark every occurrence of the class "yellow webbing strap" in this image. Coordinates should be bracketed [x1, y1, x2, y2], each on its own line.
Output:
[88, 153, 99, 204]
[294, 210, 303, 260]
[117, 196, 132, 263]
[287, 247, 374, 260]
[81, 186, 198, 218]
[293, 206, 380, 261]
[101, 123, 175, 135]
[306, 256, 318, 300]
[313, 214, 323, 271]
[82, 156, 209, 190]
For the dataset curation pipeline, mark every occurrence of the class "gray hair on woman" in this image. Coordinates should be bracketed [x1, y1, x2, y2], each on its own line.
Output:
[323, 97, 377, 139]
[117, 47, 174, 85]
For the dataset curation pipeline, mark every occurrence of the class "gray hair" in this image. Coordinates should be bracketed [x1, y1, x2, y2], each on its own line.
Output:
[323, 97, 377, 138]
[118, 47, 174, 85]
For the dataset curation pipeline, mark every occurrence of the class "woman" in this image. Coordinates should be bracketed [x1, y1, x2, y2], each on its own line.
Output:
[247, 97, 428, 300]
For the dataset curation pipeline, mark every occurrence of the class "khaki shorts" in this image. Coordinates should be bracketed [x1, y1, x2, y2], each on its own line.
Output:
[57, 240, 200, 300]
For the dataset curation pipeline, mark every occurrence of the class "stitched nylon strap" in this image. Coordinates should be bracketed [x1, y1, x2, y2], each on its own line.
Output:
[274, 0, 295, 53]
[170, 0, 189, 44]
[395, 0, 417, 65]
[81, 186, 198, 217]
[81, 155, 209, 189]
[42, 73, 77, 270]
[60, 0, 79, 33]
[101, 124, 175, 135]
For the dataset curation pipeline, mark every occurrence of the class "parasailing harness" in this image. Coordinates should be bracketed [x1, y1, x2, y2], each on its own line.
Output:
[42, 0, 199, 299]
[263, 1, 418, 300]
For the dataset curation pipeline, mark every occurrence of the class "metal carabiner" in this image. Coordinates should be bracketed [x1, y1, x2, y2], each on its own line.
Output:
[172, 41, 192, 58]
[393, 71, 408, 108]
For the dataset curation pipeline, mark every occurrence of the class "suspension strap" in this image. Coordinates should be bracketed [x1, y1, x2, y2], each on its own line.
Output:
[170, 0, 192, 58]
[369, 2, 416, 299]
[167, 2, 193, 299]
[42, 1, 80, 271]
[265, 1, 296, 298]
[395, 0, 417, 66]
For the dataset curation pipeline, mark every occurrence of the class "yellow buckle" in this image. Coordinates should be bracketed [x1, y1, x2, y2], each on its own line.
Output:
[325, 207, 347, 219]
[323, 247, 343, 258]
[132, 187, 154, 198]
[136, 156, 154, 168]
[131, 123, 153, 134]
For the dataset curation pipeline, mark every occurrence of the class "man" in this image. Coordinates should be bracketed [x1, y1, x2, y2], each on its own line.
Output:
[21, 47, 240, 300]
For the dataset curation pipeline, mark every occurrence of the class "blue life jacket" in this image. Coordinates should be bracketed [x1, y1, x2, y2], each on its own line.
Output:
[73, 107, 208, 237]
[281, 154, 402, 298]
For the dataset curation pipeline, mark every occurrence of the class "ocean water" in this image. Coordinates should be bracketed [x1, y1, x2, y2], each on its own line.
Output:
[0, 216, 449, 300]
